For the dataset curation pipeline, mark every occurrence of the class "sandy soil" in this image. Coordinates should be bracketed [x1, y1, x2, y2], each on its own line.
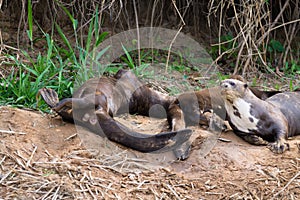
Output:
[0, 106, 300, 199]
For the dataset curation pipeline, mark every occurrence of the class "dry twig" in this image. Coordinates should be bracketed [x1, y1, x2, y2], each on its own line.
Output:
[272, 170, 300, 199]
[0, 129, 27, 135]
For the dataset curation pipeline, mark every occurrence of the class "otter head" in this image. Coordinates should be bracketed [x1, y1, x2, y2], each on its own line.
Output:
[229, 75, 246, 82]
[114, 69, 142, 94]
[114, 69, 140, 83]
[220, 79, 248, 103]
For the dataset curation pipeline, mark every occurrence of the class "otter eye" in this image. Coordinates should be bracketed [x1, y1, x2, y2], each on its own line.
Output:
[229, 81, 235, 86]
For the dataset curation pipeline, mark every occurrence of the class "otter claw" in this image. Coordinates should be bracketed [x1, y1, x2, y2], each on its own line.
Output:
[37, 88, 59, 108]
[247, 135, 269, 145]
[267, 142, 290, 154]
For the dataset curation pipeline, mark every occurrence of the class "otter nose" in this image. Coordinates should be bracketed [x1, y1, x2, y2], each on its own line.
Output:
[220, 81, 229, 88]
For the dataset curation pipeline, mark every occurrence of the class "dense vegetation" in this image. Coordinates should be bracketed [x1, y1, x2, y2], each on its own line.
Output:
[0, 0, 299, 109]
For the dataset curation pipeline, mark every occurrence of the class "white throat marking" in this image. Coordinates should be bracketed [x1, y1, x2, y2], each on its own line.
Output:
[225, 98, 259, 133]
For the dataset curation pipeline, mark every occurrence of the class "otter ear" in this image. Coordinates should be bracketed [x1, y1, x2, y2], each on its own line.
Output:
[244, 83, 248, 88]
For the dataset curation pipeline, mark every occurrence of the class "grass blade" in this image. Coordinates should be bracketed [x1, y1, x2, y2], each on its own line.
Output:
[121, 44, 135, 69]
[27, 0, 33, 42]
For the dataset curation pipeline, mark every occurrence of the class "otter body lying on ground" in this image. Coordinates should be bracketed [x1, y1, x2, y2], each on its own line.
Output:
[38, 69, 192, 157]
[168, 79, 281, 132]
[166, 76, 281, 159]
[220, 78, 300, 153]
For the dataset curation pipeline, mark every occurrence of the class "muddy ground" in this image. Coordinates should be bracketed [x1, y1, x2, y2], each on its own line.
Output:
[0, 106, 300, 199]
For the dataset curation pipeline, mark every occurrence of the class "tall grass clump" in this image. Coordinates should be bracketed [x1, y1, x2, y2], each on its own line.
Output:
[1, 34, 73, 110]
[0, 4, 109, 111]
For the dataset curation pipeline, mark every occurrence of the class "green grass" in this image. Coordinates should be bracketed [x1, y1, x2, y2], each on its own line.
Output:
[2, 2, 227, 110]
[0, 35, 74, 111]
[2, 13, 298, 112]
[0, 7, 110, 111]
[27, 0, 33, 46]
[0, 4, 197, 111]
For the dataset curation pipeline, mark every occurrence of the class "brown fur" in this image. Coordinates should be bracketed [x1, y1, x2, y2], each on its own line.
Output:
[168, 83, 281, 132]
[38, 70, 192, 155]
[220, 78, 300, 153]
[166, 80, 281, 159]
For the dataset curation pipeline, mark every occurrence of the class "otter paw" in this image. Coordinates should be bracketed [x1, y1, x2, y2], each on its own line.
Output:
[243, 135, 269, 145]
[267, 142, 290, 154]
[173, 141, 191, 160]
[37, 88, 59, 108]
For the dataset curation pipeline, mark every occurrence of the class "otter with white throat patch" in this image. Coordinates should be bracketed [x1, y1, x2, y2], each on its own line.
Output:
[220, 78, 300, 153]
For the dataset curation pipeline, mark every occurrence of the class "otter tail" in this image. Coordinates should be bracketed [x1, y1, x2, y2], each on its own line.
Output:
[95, 108, 192, 153]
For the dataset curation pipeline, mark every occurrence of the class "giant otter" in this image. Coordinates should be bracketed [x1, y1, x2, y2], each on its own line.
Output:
[220, 78, 300, 153]
[166, 76, 281, 159]
[38, 69, 192, 157]
[168, 76, 281, 132]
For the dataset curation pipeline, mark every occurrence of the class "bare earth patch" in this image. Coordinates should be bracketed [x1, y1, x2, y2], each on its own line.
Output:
[0, 106, 300, 199]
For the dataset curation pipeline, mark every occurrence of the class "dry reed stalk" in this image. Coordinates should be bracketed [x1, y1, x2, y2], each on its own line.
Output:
[208, 0, 299, 74]
[165, 0, 185, 72]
